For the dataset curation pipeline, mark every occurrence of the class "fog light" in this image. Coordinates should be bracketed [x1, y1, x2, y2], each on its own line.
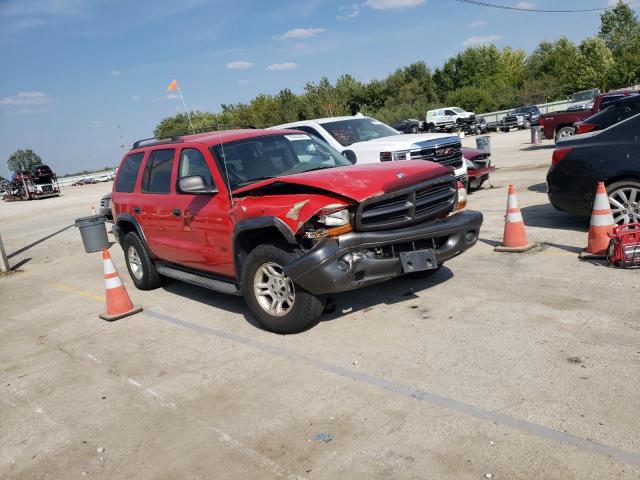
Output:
[465, 230, 477, 243]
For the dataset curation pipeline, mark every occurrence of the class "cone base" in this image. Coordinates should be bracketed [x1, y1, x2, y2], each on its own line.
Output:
[494, 242, 537, 253]
[579, 249, 607, 261]
[99, 305, 143, 322]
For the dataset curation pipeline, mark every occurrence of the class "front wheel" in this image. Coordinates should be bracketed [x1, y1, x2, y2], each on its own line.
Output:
[524, 119, 531, 129]
[242, 244, 323, 334]
[123, 232, 161, 290]
[607, 180, 640, 225]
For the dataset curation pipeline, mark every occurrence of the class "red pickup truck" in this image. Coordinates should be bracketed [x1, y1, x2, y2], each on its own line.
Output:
[540, 91, 638, 142]
[110, 129, 482, 333]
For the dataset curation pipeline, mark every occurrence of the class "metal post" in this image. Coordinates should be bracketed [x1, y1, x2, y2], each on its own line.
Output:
[0, 232, 10, 273]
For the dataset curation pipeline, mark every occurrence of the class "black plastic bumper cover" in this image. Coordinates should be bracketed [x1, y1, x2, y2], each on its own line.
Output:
[283, 210, 483, 295]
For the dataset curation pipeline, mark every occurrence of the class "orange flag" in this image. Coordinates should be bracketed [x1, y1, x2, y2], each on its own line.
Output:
[167, 79, 178, 92]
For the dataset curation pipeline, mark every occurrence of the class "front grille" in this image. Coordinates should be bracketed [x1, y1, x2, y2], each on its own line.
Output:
[41, 184, 53, 193]
[355, 175, 456, 231]
[411, 142, 463, 169]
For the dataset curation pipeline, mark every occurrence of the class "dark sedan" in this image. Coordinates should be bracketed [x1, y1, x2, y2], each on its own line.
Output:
[390, 118, 422, 134]
[547, 113, 640, 224]
[574, 94, 640, 135]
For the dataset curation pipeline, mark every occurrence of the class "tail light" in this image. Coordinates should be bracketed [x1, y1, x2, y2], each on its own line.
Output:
[540, 116, 544, 128]
[454, 180, 467, 211]
[552, 147, 572, 166]
[576, 123, 597, 134]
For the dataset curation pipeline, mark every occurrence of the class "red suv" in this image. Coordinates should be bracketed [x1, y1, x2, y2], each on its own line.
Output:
[111, 129, 482, 333]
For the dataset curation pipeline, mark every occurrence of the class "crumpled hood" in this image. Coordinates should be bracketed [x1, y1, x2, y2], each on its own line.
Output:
[347, 133, 458, 151]
[233, 160, 453, 203]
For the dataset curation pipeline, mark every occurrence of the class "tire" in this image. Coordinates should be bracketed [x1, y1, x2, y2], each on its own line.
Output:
[427, 123, 435, 132]
[524, 119, 531, 129]
[606, 179, 640, 225]
[406, 265, 443, 280]
[555, 126, 575, 142]
[242, 244, 323, 334]
[411, 125, 418, 134]
[123, 232, 161, 290]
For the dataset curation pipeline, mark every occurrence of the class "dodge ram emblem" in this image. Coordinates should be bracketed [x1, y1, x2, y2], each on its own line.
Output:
[395, 172, 406, 179]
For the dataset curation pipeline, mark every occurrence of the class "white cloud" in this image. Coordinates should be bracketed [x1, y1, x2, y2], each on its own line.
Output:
[515, 1, 534, 9]
[111, 69, 121, 76]
[462, 35, 501, 47]
[273, 28, 326, 40]
[0, 91, 53, 106]
[267, 62, 298, 71]
[337, 4, 360, 19]
[364, 0, 425, 10]
[92, 120, 104, 126]
[470, 20, 487, 27]
[131, 95, 140, 100]
[0, 0, 96, 31]
[226, 60, 254, 70]
[166, 94, 180, 100]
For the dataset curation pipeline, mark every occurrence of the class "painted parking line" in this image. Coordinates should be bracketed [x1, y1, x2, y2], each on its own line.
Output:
[56, 283, 640, 467]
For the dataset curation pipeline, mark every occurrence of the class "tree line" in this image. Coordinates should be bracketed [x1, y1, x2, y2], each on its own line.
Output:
[155, 2, 640, 138]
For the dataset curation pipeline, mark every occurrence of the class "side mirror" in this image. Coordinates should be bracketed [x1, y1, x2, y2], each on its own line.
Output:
[342, 150, 357, 164]
[177, 175, 218, 194]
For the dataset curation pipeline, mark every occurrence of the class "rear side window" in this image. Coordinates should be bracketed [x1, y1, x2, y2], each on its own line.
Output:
[178, 148, 214, 190]
[141, 149, 175, 194]
[115, 152, 144, 193]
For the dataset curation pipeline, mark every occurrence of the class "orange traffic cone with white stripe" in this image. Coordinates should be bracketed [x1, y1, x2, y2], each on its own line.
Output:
[580, 182, 615, 259]
[99, 248, 142, 321]
[495, 184, 536, 253]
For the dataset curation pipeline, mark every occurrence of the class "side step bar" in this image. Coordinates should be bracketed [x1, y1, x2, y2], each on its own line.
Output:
[155, 263, 240, 295]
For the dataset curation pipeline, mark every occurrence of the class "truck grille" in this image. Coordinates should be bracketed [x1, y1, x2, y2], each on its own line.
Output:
[410, 142, 463, 169]
[41, 184, 53, 193]
[355, 175, 456, 231]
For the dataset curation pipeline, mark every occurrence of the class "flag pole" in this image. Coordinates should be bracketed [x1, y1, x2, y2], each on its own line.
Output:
[170, 80, 195, 134]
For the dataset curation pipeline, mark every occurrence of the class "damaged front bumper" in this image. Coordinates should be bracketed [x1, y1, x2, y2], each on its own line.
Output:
[283, 210, 483, 295]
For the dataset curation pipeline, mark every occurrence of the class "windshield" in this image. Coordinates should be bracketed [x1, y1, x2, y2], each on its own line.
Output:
[571, 89, 598, 103]
[212, 133, 352, 190]
[321, 118, 399, 147]
[451, 107, 465, 114]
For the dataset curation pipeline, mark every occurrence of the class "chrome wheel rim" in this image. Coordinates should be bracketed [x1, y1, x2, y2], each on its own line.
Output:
[253, 262, 295, 317]
[559, 129, 574, 138]
[127, 246, 143, 280]
[609, 187, 640, 225]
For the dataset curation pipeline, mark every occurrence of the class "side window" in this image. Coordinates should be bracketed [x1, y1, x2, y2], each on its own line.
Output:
[178, 148, 214, 190]
[115, 152, 144, 193]
[141, 149, 175, 194]
[294, 125, 324, 141]
[445, 109, 455, 116]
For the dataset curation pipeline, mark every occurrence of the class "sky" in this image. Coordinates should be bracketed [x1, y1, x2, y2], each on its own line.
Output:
[0, 0, 638, 177]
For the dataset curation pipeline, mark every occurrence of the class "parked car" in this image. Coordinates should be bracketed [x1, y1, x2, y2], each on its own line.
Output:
[271, 115, 468, 183]
[540, 90, 639, 142]
[31, 164, 55, 181]
[390, 118, 423, 134]
[463, 147, 495, 190]
[501, 105, 540, 131]
[99, 192, 113, 222]
[111, 129, 482, 334]
[473, 117, 489, 135]
[425, 107, 475, 132]
[547, 113, 640, 225]
[574, 95, 640, 134]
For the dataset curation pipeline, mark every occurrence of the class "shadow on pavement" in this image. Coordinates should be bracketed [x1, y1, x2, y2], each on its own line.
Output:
[521, 203, 588, 232]
[160, 266, 454, 332]
[8, 224, 74, 259]
[521, 144, 555, 151]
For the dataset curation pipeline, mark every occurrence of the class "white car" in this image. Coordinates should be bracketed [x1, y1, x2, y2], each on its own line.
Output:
[271, 115, 468, 182]
[426, 107, 476, 132]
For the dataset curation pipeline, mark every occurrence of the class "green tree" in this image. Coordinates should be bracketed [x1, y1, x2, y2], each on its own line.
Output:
[154, 111, 219, 138]
[575, 37, 615, 91]
[599, 1, 640, 87]
[7, 149, 42, 172]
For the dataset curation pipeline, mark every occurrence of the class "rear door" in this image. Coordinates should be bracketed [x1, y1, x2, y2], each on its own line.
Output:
[162, 146, 234, 277]
[137, 148, 177, 260]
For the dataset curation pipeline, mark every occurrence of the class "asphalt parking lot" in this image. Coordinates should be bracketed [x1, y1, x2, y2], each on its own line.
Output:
[1, 129, 639, 479]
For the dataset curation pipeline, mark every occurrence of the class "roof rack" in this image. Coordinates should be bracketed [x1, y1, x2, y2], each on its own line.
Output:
[131, 136, 184, 150]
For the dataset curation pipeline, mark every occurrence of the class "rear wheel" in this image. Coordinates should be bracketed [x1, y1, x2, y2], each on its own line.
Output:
[555, 126, 575, 142]
[607, 180, 640, 225]
[242, 244, 323, 334]
[123, 232, 161, 290]
[411, 125, 418, 134]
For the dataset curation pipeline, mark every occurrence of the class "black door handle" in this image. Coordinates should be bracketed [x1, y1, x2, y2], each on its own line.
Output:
[172, 208, 181, 217]
[133, 206, 141, 214]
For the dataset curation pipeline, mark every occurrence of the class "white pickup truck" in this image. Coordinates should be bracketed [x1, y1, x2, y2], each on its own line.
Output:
[426, 107, 476, 132]
[271, 115, 468, 182]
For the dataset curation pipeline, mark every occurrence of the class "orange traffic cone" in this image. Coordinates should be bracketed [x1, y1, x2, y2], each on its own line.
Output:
[495, 184, 536, 253]
[580, 182, 615, 259]
[99, 248, 142, 321]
